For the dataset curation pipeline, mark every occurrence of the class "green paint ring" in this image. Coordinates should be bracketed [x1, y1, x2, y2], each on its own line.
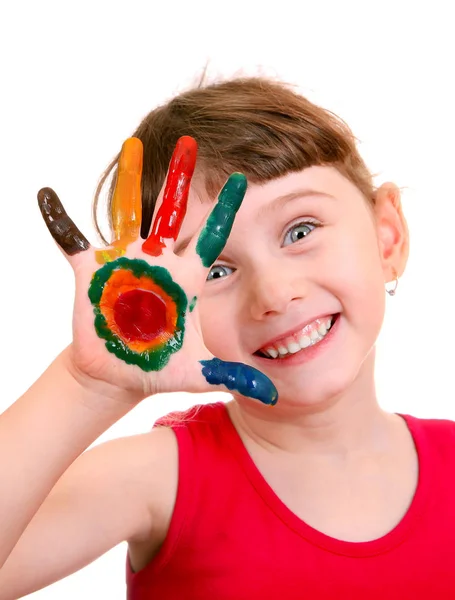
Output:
[88, 257, 188, 372]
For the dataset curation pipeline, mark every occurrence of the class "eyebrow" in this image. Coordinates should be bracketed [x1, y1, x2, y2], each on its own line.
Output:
[256, 188, 336, 219]
[174, 189, 335, 255]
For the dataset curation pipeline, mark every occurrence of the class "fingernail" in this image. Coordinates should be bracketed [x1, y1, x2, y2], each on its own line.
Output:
[199, 358, 278, 406]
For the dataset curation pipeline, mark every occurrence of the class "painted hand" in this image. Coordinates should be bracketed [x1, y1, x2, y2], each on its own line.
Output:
[38, 137, 278, 406]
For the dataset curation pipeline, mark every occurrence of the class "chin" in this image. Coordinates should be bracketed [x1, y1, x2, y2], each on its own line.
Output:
[268, 354, 369, 412]
[271, 374, 351, 413]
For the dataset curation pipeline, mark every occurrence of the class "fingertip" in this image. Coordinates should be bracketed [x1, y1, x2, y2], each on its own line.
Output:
[199, 358, 278, 406]
[119, 138, 143, 172]
[36, 186, 90, 256]
[37, 186, 55, 205]
[219, 173, 248, 210]
[228, 172, 247, 190]
[172, 136, 198, 178]
[37, 187, 49, 201]
[177, 135, 198, 151]
[268, 389, 279, 406]
[37, 188, 63, 219]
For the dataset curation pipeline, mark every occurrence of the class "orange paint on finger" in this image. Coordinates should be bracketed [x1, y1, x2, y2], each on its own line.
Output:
[95, 137, 143, 264]
[112, 138, 143, 243]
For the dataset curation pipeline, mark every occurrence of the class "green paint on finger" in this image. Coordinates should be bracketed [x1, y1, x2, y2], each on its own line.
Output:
[196, 173, 247, 268]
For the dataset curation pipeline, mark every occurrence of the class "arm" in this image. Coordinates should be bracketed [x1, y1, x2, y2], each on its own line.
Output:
[0, 345, 137, 570]
[0, 421, 178, 600]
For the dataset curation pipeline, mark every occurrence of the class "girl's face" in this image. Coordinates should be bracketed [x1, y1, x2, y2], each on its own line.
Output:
[176, 166, 396, 408]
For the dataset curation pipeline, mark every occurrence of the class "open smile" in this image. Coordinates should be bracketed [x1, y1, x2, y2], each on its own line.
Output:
[253, 313, 341, 364]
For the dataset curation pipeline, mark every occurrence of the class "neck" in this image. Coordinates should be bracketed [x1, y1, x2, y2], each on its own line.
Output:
[228, 350, 397, 460]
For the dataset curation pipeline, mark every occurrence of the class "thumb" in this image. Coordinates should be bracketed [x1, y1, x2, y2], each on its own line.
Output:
[199, 358, 278, 406]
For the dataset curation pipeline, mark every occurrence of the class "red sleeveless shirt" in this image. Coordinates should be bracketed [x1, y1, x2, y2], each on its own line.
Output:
[127, 402, 455, 599]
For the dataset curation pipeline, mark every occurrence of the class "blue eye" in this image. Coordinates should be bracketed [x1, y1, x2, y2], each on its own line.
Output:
[206, 265, 235, 281]
[283, 221, 317, 246]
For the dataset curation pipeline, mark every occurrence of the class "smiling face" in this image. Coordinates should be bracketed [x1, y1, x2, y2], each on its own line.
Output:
[174, 165, 406, 409]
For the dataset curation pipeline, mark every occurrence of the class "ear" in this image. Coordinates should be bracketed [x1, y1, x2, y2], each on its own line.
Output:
[373, 183, 409, 283]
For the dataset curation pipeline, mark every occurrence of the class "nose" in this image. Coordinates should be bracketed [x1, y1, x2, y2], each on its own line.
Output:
[246, 263, 302, 320]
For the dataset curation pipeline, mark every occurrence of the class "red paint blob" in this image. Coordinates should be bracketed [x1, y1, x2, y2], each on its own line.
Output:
[113, 289, 167, 342]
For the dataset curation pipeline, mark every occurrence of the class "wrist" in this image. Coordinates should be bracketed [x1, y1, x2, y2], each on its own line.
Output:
[60, 345, 146, 417]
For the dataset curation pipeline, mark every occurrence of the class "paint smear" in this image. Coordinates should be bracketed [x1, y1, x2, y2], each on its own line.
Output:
[199, 358, 278, 405]
[189, 296, 197, 312]
[196, 173, 247, 268]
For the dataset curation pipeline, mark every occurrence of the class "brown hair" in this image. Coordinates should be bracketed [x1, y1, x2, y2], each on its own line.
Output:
[94, 76, 374, 244]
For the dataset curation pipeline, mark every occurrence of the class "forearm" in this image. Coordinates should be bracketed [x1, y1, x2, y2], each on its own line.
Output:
[0, 346, 132, 568]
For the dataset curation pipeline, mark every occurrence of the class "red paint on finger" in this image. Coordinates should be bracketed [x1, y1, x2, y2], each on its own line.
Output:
[142, 136, 197, 256]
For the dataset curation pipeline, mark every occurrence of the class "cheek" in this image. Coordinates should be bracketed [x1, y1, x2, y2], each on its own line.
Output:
[326, 222, 382, 283]
[198, 295, 239, 359]
[328, 227, 386, 331]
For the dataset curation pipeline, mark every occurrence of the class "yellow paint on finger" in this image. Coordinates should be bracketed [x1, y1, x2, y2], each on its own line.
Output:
[95, 245, 126, 265]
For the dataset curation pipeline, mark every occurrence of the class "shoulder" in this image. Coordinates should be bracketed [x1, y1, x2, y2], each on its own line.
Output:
[400, 412, 455, 455]
[83, 426, 180, 537]
[129, 402, 226, 535]
[127, 402, 227, 570]
[400, 412, 455, 434]
[153, 401, 226, 430]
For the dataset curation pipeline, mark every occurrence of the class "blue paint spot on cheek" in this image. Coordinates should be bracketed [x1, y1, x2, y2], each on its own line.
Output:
[199, 358, 278, 406]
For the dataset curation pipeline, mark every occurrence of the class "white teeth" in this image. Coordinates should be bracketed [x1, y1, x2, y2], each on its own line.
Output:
[266, 347, 278, 358]
[299, 335, 312, 348]
[318, 323, 327, 335]
[259, 314, 337, 359]
[288, 342, 301, 354]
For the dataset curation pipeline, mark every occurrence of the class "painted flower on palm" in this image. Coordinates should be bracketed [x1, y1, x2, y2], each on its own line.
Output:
[88, 257, 188, 371]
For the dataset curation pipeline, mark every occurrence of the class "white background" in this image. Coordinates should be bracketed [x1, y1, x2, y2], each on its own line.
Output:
[1, 0, 454, 597]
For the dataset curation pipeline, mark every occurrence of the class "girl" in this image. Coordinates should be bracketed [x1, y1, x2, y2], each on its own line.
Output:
[1, 76, 454, 599]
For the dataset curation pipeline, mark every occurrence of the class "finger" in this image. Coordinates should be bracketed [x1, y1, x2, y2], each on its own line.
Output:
[194, 173, 247, 268]
[142, 136, 197, 257]
[199, 358, 278, 406]
[38, 187, 90, 256]
[111, 137, 143, 245]
[96, 137, 143, 264]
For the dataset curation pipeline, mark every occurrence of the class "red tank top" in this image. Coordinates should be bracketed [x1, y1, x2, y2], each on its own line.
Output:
[127, 402, 455, 599]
